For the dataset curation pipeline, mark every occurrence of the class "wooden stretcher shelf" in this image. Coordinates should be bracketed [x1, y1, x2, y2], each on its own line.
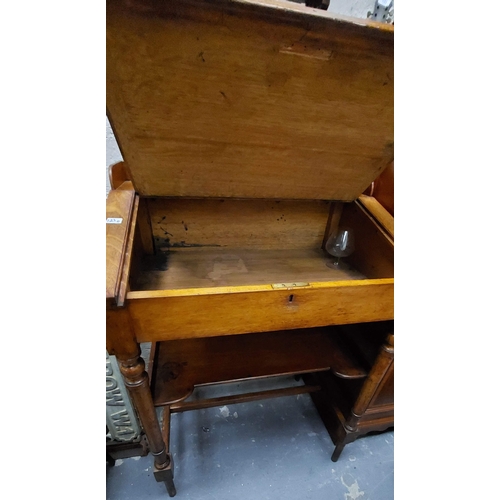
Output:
[150, 327, 368, 407]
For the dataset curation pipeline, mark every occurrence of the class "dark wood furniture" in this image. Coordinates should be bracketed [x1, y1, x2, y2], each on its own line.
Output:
[106, 0, 393, 496]
[305, 321, 394, 461]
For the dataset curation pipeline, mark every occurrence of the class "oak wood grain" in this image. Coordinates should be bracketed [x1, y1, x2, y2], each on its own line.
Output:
[151, 327, 367, 405]
[340, 200, 394, 279]
[132, 248, 367, 291]
[108, 161, 131, 190]
[107, 0, 393, 200]
[368, 161, 394, 216]
[357, 194, 394, 239]
[148, 198, 331, 252]
[106, 188, 136, 306]
[125, 279, 394, 342]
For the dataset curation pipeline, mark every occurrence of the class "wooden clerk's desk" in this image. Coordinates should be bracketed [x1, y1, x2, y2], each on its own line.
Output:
[106, 0, 394, 495]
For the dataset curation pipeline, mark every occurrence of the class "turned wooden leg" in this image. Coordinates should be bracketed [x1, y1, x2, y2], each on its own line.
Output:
[331, 443, 346, 462]
[156, 407, 176, 497]
[117, 350, 176, 496]
[346, 334, 394, 431]
[330, 432, 358, 462]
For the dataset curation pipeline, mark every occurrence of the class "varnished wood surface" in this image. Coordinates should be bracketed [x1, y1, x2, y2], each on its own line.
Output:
[148, 198, 332, 252]
[117, 351, 169, 469]
[124, 279, 394, 342]
[132, 195, 393, 291]
[304, 322, 394, 460]
[340, 201, 394, 279]
[132, 248, 367, 291]
[108, 161, 131, 190]
[369, 362, 394, 408]
[105, 1, 394, 487]
[357, 194, 394, 240]
[368, 161, 394, 216]
[336, 321, 392, 368]
[169, 385, 320, 412]
[107, 0, 393, 200]
[106, 188, 136, 306]
[151, 327, 367, 406]
[106, 307, 141, 358]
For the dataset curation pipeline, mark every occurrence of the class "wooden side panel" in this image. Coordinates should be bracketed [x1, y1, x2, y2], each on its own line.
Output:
[148, 198, 331, 251]
[371, 161, 394, 216]
[340, 201, 394, 279]
[108, 161, 131, 190]
[106, 306, 141, 357]
[106, 188, 136, 305]
[126, 281, 394, 342]
[107, 0, 394, 200]
[369, 363, 394, 408]
[357, 194, 394, 240]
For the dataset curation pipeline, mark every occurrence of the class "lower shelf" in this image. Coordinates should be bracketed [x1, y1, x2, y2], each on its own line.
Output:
[150, 327, 368, 407]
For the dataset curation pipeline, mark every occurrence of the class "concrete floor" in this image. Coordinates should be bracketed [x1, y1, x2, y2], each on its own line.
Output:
[106, 3, 394, 498]
[106, 377, 394, 500]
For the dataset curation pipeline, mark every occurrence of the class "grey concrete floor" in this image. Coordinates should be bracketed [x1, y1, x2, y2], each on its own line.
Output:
[106, 377, 394, 500]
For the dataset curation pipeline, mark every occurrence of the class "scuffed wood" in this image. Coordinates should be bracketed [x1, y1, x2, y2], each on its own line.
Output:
[106, 189, 136, 305]
[107, 0, 393, 200]
[127, 279, 394, 342]
[148, 198, 331, 252]
[357, 194, 394, 240]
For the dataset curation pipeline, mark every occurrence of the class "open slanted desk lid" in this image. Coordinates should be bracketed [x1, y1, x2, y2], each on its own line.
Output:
[106, 0, 393, 201]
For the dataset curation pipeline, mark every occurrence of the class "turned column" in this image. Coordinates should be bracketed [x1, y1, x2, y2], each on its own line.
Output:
[330, 333, 394, 463]
[117, 351, 169, 467]
[107, 306, 176, 496]
[345, 333, 394, 431]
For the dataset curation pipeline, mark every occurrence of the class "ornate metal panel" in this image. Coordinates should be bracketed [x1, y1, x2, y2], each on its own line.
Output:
[106, 351, 142, 442]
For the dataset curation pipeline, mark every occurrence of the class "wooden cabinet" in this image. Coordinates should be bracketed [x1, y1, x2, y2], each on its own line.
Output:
[305, 321, 394, 461]
[106, 0, 393, 495]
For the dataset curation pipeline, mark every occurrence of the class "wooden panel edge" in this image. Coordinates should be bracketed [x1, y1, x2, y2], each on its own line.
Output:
[128, 281, 394, 342]
[116, 194, 140, 306]
[357, 194, 394, 240]
[106, 189, 136, 306]
[126, 277, 394, 300]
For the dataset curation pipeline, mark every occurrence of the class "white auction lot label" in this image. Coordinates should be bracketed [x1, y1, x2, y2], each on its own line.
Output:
[106, 218, 123, 224]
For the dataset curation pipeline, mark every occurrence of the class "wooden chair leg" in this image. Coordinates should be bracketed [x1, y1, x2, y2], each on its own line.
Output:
[117, 351, 176, 496]
[154, 454, 176, 497]
[154, 407, 176, 496]
[331, 443, 346, 462]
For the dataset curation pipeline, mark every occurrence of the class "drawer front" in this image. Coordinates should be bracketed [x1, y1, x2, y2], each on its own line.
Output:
[127, 281, 393, 342]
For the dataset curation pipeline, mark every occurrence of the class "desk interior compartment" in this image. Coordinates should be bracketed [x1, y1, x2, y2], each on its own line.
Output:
[107, 0, 394, 342]
[130, 197, 393, 292]
[124, 196, 394, 342]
